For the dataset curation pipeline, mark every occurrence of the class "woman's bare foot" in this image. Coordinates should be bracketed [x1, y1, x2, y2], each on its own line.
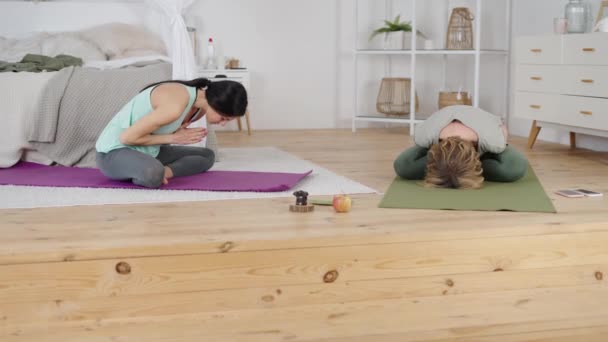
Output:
[163, 167, 173, 185]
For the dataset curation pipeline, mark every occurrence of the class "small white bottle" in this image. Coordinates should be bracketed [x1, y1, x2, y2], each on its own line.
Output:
[206, 37, 216, 69]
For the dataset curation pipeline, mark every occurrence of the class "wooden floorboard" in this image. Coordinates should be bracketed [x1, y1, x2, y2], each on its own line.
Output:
[4, 286, 608, 341]
[1, 129, 608, 341]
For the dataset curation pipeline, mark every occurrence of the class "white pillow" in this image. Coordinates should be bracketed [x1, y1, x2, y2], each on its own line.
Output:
[40, 33, 106, 62]
[79, 23, 167, 60]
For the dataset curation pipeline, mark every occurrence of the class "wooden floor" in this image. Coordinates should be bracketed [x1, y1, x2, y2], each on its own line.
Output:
[1, 129, 608, 341]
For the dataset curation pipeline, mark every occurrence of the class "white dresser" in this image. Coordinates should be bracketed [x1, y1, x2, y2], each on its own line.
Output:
[196, 68, 252, 135]
[514, 33, 608, 148]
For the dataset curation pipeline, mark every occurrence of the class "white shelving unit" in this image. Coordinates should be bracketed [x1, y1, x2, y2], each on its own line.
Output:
[352, 0, 512, 135]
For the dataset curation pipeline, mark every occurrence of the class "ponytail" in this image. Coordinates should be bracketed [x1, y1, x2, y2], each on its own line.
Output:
[141, 77, 212, 92]
[141, 77, 248, 118]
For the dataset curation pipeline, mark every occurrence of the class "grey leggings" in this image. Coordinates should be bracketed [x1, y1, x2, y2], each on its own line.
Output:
[96, 146, 215, 188]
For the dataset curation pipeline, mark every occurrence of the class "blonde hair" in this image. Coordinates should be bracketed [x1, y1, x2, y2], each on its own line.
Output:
[424, 137, 484, 189]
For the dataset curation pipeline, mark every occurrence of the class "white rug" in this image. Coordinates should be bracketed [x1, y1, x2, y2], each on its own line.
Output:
[0, 147, 377, 209]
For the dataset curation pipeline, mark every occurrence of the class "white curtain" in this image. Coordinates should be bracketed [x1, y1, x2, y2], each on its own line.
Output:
[145, 0, 196, 80]
[145, 0, 207, 145]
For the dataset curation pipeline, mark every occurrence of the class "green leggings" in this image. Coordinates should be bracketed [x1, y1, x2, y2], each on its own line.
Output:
[393, 145, 528, 182]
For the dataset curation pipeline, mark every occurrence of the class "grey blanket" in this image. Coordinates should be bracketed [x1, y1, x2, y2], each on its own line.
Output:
[28, 63, 172, 167]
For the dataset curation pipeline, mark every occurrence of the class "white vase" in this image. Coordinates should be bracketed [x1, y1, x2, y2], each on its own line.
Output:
[383, 32, 422, 50]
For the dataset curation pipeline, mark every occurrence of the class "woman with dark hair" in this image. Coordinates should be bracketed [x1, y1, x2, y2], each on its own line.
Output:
[95, 78, 248, 188]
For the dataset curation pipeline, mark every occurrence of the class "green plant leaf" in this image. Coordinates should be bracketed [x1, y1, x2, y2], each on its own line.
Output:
[369, 14, 427, 41]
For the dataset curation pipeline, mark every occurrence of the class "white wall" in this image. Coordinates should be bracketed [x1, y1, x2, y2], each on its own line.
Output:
[509, 0, 608, 151]
[188, 0, 339, 130]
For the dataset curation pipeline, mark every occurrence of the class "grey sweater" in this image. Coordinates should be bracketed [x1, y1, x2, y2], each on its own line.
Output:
[414, 105, 506, 154]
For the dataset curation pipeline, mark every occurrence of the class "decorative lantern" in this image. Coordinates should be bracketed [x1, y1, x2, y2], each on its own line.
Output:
[376, 78, 418, 116]
[446, 7, 475, 50]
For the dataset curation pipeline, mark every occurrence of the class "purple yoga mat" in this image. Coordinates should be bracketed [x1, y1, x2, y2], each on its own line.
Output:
[0, 162, 312, 192]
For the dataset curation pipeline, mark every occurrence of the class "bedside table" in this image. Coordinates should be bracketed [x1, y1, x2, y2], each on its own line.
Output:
[196, 68, 251, 135]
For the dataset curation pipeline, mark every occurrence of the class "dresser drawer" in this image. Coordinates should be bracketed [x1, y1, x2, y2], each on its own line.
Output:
[558, 95, 608, 130]
[514, 92, 561, 122]
[563, 34, 608, 65]
[562, 66, 608, 97]
[514, 65, 565, 93]
[515, 35, 562, 64]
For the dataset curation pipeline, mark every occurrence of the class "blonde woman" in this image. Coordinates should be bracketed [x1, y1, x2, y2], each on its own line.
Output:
[393, 105, 528, 189]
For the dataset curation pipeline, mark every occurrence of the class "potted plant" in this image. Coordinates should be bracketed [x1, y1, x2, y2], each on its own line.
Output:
[370, 15, 427, 50]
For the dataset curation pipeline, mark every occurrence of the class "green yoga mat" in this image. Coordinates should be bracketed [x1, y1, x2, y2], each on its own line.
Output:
[379, 166, 556, 213]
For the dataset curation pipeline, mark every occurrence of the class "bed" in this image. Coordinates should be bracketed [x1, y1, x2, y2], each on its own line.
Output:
[0, 0, 216, 168]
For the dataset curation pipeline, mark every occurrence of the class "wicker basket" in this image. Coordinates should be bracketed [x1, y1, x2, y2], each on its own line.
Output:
[438, 91, 472, 109]
[446, 7, 474, 50]
[376, 78, 418, 116]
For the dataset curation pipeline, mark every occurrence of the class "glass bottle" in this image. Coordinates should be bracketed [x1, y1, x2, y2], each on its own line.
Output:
[565, 0, 589, 33]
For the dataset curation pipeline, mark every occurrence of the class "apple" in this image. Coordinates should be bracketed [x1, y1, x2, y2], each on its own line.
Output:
[332, 195, 352, 213]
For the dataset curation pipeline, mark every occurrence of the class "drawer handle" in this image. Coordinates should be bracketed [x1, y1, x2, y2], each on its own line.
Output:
[530, 76, 542, 81]
[529, 105, 542, 109]
[530, 49, 542, 53]
[580, 111, 593, 116]
[582, 48, 596, 52]
[581, 79, 594, 83]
